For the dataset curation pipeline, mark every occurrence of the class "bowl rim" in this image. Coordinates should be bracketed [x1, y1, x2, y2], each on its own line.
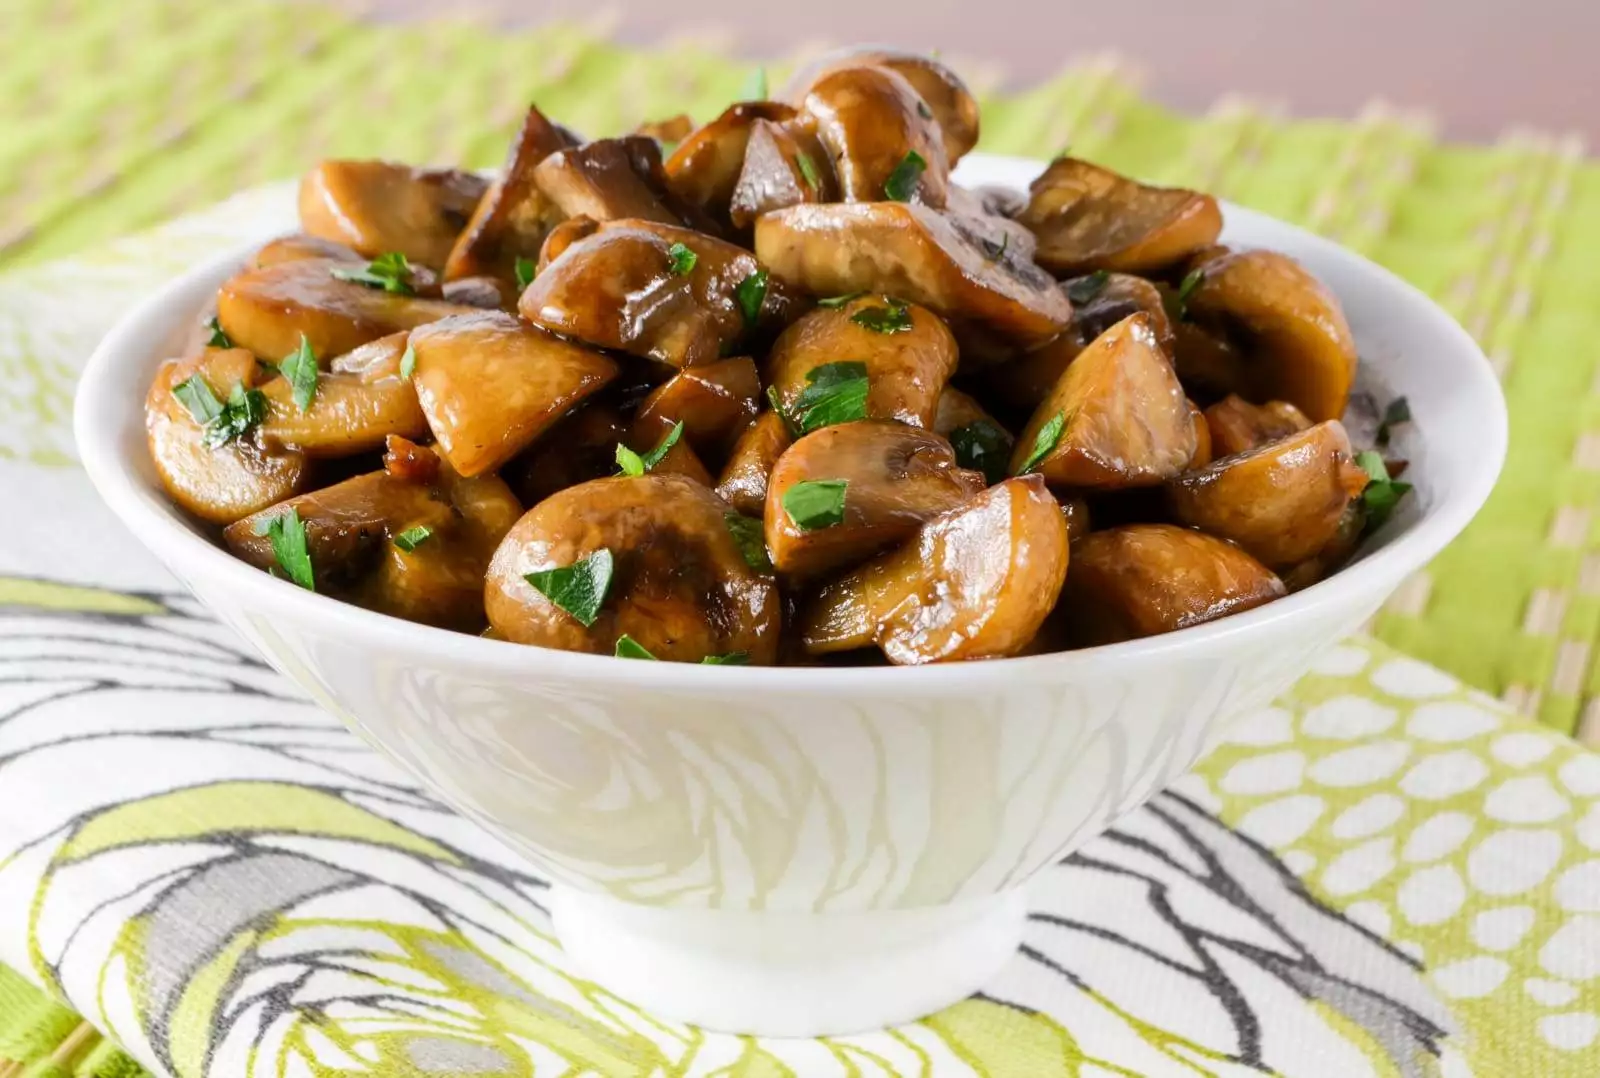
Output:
[73, 152, 1508, 697]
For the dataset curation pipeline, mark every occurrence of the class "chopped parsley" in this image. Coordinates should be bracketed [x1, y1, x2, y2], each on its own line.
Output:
[1355, 451, 1413, 532]
[666, 242, 698, 276]
[1015, 412, 1065, 475]
[615, 634, 657, 660]
[849, 300, 913, 335]
[724, 512, 773, 572]
[205, 316, 233, 348]
[796, 151, 822, 192]
[514, 256, 536, 290]
[735, 269, 769, 326]
[950, 419, 1014, 485]
[786, 361, 869, 433]
[1171, 266, 1206, 320]
[394, 525, 433, 552]
[916, 99, 934, 121]
[172, 375, 224, 424]
[816, 291, 866, 309]
[330, 251, 415, 295]
[1066, 270, 1110, 305]
[201, 383, 268, 448]
[1376, 396, 1411, 447]
[616, 421, 685, 476]
[279, 334, 318, 413]
[524, 548, 615, 628]
[883, 150, 927, 202]
[782, 478, 848, 531]
[253, 507, 314, 590]
[980, 232, 1010, 262]
[701, 652, 750, 666]
[399, 342, 417, 380]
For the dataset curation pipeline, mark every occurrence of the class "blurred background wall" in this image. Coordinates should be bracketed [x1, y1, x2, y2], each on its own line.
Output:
[352, 0, 1598, 144]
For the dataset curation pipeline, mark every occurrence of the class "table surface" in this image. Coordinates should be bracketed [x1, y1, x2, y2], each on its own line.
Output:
[351, 0, 1600, 145]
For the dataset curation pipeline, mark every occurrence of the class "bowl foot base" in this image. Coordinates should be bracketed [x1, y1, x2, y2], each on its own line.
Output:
[548, 885, 1027, 1037]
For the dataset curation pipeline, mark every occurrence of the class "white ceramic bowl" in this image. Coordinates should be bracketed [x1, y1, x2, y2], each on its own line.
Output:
[74, 154, 1506, 1037]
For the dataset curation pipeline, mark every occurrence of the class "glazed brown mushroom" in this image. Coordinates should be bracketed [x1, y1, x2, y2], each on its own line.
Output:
[766, 295, 958, 431]
[631, 356, 761, 461]
[1281, 503, 1366, 593]
[1018, 157, 1222, 277]
[443, 104, 577, 285]
[764, 420, 985, 580]
[255, 234, 364, 268]
[799, 475, 1068, 664]
[754, 201, 1072, 351]
[407, 311, 619, 477]
[257, 332, 428, 456]
[1009, 313, 1196, 488]
[485, 474, 781, 662]
[783, 48, 980, 165]
[531, 136, 686, 226]
[664, 102, 800, 225]
[536, 215, 600, 271]
[1204, 394, 1313, 457]
[225, 445, 521, 631]
[1166, 420, 1370, 567]
[1060, 497, 1092, 542]
[800, 64, 949, 208]
[1184, 250, 1359, 422]
[520, 219, 804, 368]
[1059, 524, 1286, 645]
[503, 404, 627, 507]
[215, 258, 477, 361]
[146, 347, 309, 525]
[728, 118, 836, 230]
[715, 411, 792, 517]
[298, 161, 488, 269]
[1186, 399, 1213, 469]
[1170, 320, 1251, 404]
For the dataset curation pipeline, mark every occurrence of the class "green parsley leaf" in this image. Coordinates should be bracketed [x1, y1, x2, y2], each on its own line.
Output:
[796, 151, 822, 192]
[1015, 412, 1065, 475]
[1172, 266, 1206, 320]
[514, 256, 536, 290]
[253, 507, 315, 590]
[524, 548, 615, 627]
[1354, 450, 1413, 533]
[725, 511, 773, 572]
[279, 334, 318, 413]
[850, 302, 914, 334]
[816, 291, 866, 309]
[741, 65, 769, 101]
[1065, 270, 1110, 305]
[394, 525, 433, 552]
[201, 383, 268, 448]
[916, 99, 934, 120]
[616, 421, 685, 476]
[615, 634, 657, 660]
[735, 269, 769, 326]
[950, 419, 1014, 485]
[1376, 396, 1411, 447]
[172, 375, 224, 424]
[666, 242, 698, 276]
[980, 232, 1010, 262]
[399, 342, 417, 380]
[701, 651, 750, 665]
[790, 361, 869, 432]
[205, 316, 233, 348]
[883, 150, 927, 202]
[766, 384, 800, 437]
[783, 478, 848, 531]
[330, 252, 415, 295]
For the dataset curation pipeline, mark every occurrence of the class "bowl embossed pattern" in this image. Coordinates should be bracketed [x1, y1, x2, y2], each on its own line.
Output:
[74, 154, 1506, 1037]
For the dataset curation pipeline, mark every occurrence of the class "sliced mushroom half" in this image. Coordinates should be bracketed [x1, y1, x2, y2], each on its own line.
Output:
[764, 420, 985, 580]
[766, 295, 958, 431]
[1010, 313, 1196, 488]
[1166, 420, 1370, 567]
[146, 347, 309, 525]
[485, 474, 781, 662]
[783, 48, 980, 164]
[800, 475, 1068, 664]
[298, 160, 488, 269]
[533, 136, 687, 227]
[800, 64, 949, 207]
[1060, 524, 1286, 645]
[728, 118, 836, 230]
[1184, 250, 1359, 422]
[755, 201, 1072, 351]
[1018, 157, 1222, 277]
[257, 332, 428, 456]
[631, 356, 761, 461]
[408, 311, 618, 477]
[663, 102, 799, 225]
